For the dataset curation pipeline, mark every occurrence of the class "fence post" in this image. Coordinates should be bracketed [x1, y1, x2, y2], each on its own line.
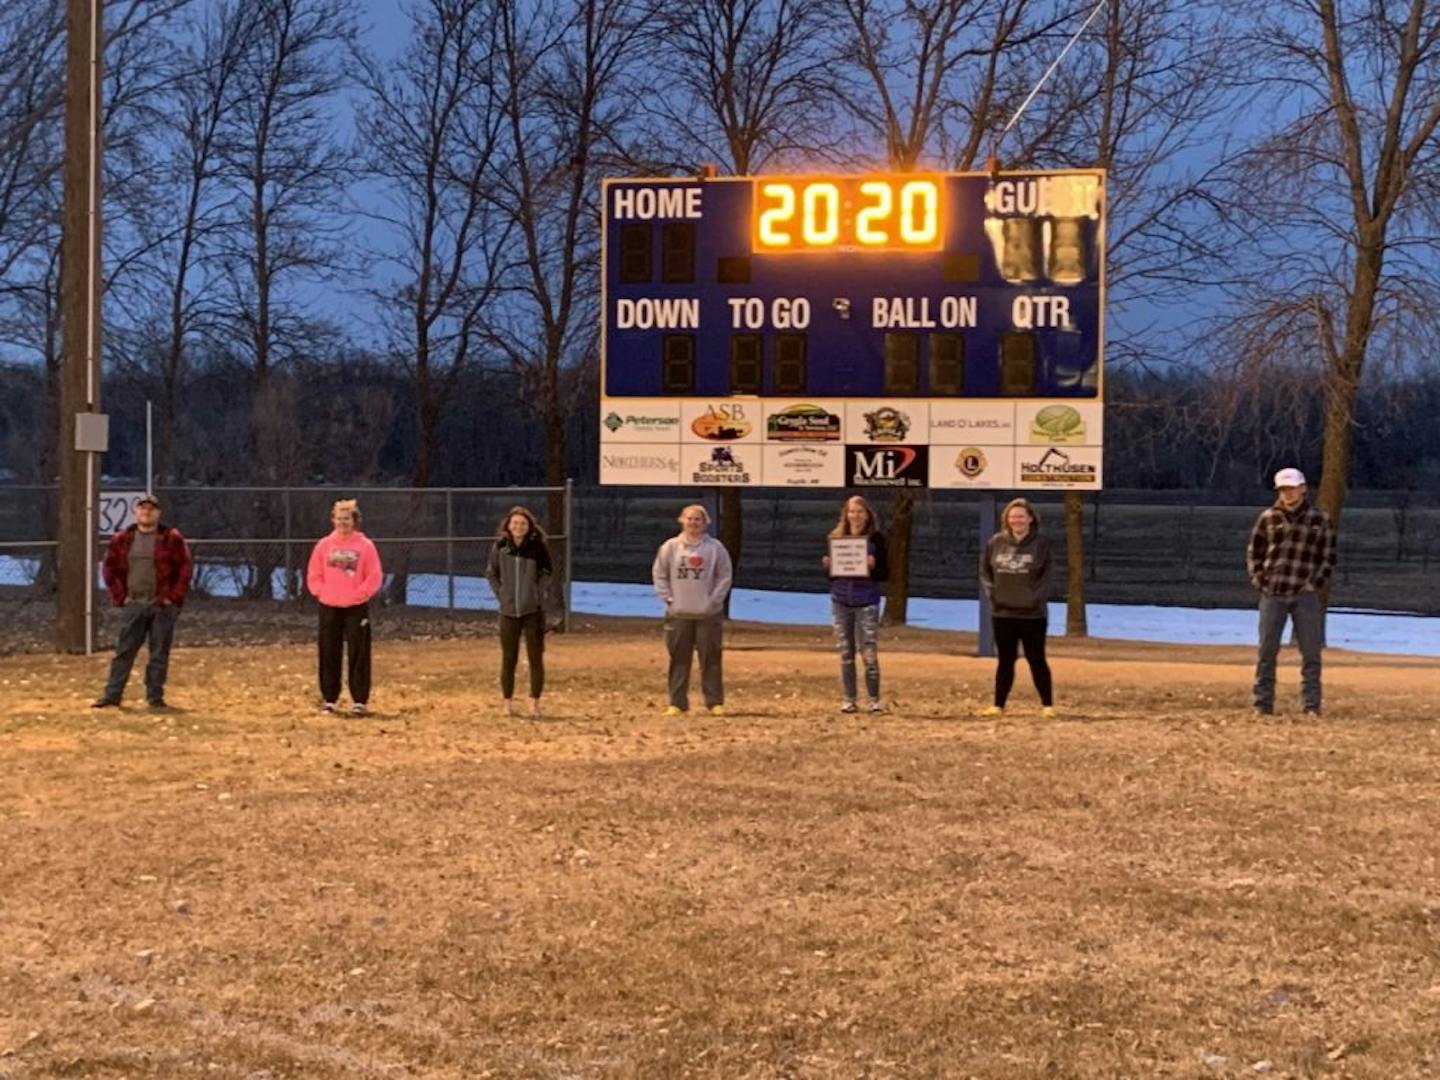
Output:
[978, 494, 996, 658]
[446, 489, 455, 613]
[564, 477, 574, 633]
[283, 488, 292, 599]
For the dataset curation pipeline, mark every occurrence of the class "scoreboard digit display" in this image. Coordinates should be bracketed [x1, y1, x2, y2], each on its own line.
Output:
[599, 169, 1105, 490]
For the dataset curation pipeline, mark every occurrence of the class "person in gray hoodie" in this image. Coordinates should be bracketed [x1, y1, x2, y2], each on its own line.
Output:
[486, 506, 553, 717]
[979, 497, 1055, 717]
[652, 504, 733, 715]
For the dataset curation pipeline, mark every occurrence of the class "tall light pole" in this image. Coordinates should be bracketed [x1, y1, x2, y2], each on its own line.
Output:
[57, 0, 105, 653]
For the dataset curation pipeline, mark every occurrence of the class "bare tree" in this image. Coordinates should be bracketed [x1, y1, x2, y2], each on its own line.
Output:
[218, 0, 355, 486]
[647, 0, 835, 591]
[354, 0, 511, 489]
[1199, 0, 1440, 544]
[837, 0, 1067, 624]
[488, 0, 653, 528]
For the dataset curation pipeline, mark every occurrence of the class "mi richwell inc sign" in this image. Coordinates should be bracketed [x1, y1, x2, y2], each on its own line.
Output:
[598, 169, 1106, 490]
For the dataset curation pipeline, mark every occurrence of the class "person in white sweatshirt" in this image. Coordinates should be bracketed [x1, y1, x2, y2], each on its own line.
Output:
[651, 504, 733, 716]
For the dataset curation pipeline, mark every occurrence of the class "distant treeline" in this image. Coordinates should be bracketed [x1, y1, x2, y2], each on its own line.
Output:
[2, 357, 1438, 496]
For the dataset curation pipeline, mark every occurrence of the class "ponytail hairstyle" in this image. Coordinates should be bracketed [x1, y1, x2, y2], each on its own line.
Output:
[331, 498, 362, 528]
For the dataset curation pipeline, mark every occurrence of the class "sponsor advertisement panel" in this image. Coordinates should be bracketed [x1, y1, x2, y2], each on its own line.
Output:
[928, 401, 1017, 444]
[681, 442, 759, 485]
[844, 444, 929, 488]
[762, 402, 844, 443]
[1021, 401, 1103, 446]
[599, 446, 683, 485]
[1013, 445, 1103, 488]
[681, 400, 762, 444]
[927, 444, 1015, 489]
[598, 400, 683, 443]
[843, 401, 930, 445]
[762, 444, 844, 487]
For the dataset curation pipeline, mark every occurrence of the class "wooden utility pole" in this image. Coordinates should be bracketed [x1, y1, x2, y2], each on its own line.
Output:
[56, 0, 105, 653]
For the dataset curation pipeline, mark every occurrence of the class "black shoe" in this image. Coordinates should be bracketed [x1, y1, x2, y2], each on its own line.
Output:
[91, 697, 119, 709]
[1254, 706, 1274, 717]
[147, 698, 168, 709]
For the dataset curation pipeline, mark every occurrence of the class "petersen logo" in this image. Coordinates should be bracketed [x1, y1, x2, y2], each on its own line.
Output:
[767, 404, 841, 441]
[847, 445, 927, 487]
[1018, 447, 1097, 485]
[603, 411, 679, 434]
[692, 445, 752, 484]
[862, 407, 910, 442]
[691, 403, 753, 440]
[955, 448, 987, 479]
[1029, 405, 1086, 444]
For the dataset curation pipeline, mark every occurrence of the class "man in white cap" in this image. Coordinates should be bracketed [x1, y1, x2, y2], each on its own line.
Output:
[1245, 468, 1337, 716]
[91, 493, 194, 709]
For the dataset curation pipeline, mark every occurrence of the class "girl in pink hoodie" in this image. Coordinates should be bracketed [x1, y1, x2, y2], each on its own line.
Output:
[306, 498, 383, 714]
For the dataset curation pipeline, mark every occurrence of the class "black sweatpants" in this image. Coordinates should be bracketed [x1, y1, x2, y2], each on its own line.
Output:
[993, 615, 1052, 707]
[318, 602, 372, 705]
[499, 612, 545, 699]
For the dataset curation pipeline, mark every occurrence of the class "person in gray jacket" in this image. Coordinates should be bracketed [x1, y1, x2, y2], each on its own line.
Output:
[979, 497, 1055, 717]
[651, 504, 733, 716]
[486, 506, 553, 717]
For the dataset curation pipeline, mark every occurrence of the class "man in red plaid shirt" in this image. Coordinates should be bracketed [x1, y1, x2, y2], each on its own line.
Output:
[1246, 468, 1337, 716]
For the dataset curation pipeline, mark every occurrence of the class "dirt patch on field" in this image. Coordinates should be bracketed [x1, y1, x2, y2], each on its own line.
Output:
[2, 619, 1438, 1078]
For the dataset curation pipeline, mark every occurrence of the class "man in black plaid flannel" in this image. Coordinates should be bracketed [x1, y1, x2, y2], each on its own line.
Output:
[1246, 468, 1337, 716]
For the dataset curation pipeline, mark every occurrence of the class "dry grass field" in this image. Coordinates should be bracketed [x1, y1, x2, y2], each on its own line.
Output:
[1, 616, 1438, 1079]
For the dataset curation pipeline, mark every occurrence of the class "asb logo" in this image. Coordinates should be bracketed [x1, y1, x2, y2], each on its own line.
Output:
[956, 447, 987, 479]
[1029, 405, 1086, 444]
[767, 404, 841, 441]
[691, 403, 753, 440]
[862, 406, 910, 442]
[847, 445, 927, 487]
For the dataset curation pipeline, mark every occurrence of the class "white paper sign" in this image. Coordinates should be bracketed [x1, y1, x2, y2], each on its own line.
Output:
[828, 537, 870, 578]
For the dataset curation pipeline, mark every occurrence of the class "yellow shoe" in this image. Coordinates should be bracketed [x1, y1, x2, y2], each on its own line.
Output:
[979, 705, 1004, 717]
[709, 704, 726, 716]
[663, 705, 684, 717]
[1041, 706, 1056, 719]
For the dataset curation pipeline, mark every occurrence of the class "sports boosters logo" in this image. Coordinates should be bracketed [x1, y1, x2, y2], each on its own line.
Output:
[691, 445, 752, 484]
[1018, 447, 1097, 485]
[846, 445, 928, 487]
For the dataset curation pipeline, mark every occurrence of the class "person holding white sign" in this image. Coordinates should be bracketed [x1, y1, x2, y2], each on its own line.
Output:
[652, 505, 733, 716]
[979, 497, 1055, 718]
[821, 495, 888, 714]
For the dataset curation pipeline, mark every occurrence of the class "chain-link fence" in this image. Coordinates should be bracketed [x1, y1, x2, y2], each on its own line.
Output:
[2, 483, 1437, 615]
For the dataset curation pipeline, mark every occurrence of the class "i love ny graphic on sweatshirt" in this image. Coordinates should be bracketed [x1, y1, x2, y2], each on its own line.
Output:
[652, 535, 733, 618]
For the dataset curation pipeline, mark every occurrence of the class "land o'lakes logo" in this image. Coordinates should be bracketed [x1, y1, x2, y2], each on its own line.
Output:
[1018, 447, 1097, 485]
[767, 404, 841, 441]
[955, 447, 988, 479]
[603, 410, 679, 435]
[692, 445, 752, 484]
[691, 403, 753, 440]
[862, 407, 910, 442]
[1029, 405, 1086, 444]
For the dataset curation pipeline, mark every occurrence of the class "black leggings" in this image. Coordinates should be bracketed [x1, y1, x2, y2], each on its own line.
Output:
[993, 616, 1052, 707]
[499, 612, 545, 699]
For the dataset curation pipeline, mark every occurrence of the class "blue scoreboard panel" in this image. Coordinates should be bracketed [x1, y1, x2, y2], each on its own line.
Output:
[599, 170, 1105, 490]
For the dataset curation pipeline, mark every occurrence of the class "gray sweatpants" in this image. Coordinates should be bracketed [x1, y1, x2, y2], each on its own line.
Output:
[665, 614, 724, 710]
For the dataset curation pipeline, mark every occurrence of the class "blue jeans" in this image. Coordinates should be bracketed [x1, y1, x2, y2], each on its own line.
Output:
[1254, 591, 1323, 712]
[102, 603, 179, 703]
[832, 601, 880, 703]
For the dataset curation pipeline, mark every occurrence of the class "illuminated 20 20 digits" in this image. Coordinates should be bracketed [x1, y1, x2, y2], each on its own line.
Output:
[754, 177, 942, 252]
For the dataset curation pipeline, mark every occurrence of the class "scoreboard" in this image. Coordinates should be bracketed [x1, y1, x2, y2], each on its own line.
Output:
[599, 169, 1105, 490]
